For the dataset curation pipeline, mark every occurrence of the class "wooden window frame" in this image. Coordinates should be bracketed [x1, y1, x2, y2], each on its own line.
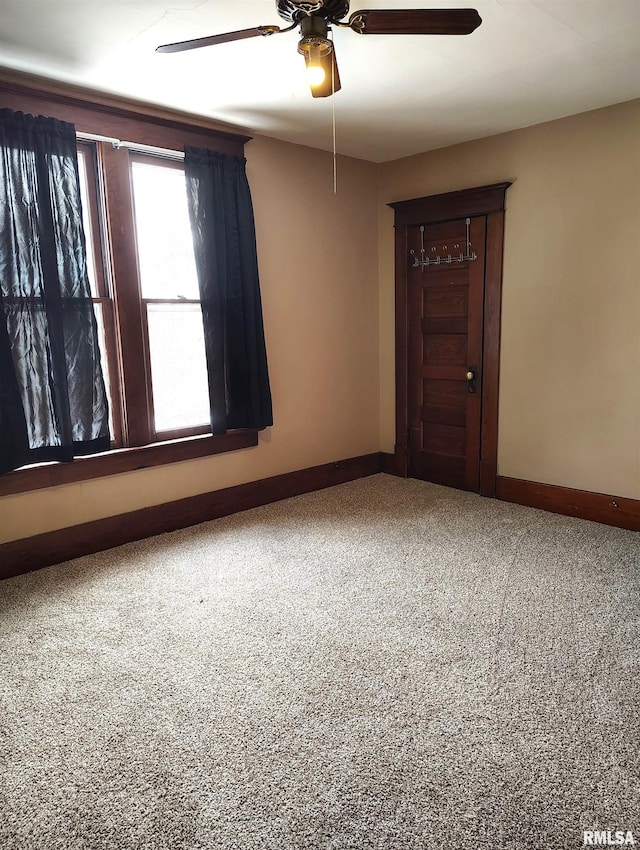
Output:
[0, 71, 258, 499]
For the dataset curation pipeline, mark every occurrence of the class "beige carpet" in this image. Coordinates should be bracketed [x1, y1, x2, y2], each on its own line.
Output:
[1, 474, 638, 850]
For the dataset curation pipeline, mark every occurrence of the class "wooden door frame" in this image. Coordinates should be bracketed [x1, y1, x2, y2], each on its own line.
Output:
[389, 182, 511, 497]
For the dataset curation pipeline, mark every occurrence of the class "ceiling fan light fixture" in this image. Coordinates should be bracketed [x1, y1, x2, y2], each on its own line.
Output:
[301, 44, 332, 86]
[297, 33, 333, 87]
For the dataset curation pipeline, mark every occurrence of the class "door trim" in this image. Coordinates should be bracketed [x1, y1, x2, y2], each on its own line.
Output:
[389, 182, 511, 497]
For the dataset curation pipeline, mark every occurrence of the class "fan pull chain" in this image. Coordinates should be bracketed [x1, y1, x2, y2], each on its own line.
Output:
[332, 53, 337, 194]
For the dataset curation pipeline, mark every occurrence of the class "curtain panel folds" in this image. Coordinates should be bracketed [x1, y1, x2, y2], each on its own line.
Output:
[0, 109, 109, 473]
[184, 147, 272, 434]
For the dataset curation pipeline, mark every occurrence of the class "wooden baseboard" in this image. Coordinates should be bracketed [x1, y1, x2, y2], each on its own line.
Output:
[1, 453, 385, 580]
[379, 452, 402, 476]
[479, 460, 497, 498]
[496, 476, 640, 532]
[8, 464, 634, 580]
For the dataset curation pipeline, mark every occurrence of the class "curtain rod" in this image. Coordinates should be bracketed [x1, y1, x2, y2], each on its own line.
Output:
[75, 131, 184, 160]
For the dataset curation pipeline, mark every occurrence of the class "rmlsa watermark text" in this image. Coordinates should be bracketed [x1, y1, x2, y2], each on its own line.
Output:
[583, 832, 635, 846]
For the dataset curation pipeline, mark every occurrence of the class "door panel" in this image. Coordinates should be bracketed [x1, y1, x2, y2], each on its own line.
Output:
[422, 379, 467, 428]
[424, 334, 467, 365]
[424, 278, 468, 317]
[407, 216, 486, 491]
[422, 422, 466, 455]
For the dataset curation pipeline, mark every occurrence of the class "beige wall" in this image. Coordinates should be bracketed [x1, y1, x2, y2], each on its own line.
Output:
[0, 135, 380, 543]
[378, 99, 640, 500]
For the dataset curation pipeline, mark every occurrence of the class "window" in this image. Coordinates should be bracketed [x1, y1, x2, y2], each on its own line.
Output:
[0, 84, 262, 497]
[78, 148, 213, 445]
[130, 156, 210, 438]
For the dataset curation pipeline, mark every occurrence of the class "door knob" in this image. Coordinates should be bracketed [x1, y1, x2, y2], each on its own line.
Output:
[466, 368, 477, 393]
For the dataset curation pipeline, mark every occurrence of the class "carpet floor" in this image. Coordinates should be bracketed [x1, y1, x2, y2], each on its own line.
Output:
[0, 474, 638, 850]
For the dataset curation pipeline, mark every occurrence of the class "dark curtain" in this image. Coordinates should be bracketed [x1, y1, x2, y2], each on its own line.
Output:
[0, 109, 109, 473]
[184, 147, 272, 433]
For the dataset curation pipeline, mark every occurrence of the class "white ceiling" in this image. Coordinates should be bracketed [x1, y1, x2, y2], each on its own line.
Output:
[0, 0, 638, 162]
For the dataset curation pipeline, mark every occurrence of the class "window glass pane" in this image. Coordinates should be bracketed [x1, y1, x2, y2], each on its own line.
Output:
[131, 160, 199, 300]
[77, 148, 98, 297]
[147, 302, 210, 432]
[93, 303, 114, 441]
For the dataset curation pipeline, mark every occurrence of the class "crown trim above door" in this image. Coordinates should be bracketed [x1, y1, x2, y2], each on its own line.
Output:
[390, 182, 511, 497]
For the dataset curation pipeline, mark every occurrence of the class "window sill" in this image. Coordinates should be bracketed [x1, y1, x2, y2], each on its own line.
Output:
[0, 430, 258, 497]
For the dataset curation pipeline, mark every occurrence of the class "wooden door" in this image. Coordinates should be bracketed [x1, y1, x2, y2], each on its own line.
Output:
[407, 216, 486, 491]
[392, 183, 510, 497]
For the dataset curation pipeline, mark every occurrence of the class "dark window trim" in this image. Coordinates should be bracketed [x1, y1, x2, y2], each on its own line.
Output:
[0, 71, 259, 499]
[0, 71, 251, 155]
[0, 431, 259, 497]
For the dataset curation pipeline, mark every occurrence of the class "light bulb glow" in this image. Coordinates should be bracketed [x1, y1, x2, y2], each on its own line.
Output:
[299, 36, 331, 90]
[306, 64, 326, 87]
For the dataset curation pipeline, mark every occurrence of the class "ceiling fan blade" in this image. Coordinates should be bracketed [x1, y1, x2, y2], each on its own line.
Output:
[309, 48, 342, 98]
[156, 25, 282, 54]
[348, 9, 482, 36]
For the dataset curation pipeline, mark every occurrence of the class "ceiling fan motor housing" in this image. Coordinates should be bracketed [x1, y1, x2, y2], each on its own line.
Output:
[297, 15, 333, 58]
[277, 1, 350, 23]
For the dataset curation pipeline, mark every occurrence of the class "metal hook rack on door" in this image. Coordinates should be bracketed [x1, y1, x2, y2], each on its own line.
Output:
[409, 218, 477, 270]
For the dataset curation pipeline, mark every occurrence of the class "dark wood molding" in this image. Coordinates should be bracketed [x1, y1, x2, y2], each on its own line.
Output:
[6, 461, 635, 581]
[0, 453, 387, 579]
[391, 183, 511, 494]
[100, 143, 152, 447]
[0, 68, 250, 154]
[379, 452, 401, 475]
[389, 182, 511, 228]
[0, 431, 258, 498]
[394, 225, 409, 477]
[496, 476, 640, 532]
[479, 210, 506, 498]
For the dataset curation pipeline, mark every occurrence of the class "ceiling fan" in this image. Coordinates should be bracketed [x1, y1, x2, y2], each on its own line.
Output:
[156, 1, 482, 98]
